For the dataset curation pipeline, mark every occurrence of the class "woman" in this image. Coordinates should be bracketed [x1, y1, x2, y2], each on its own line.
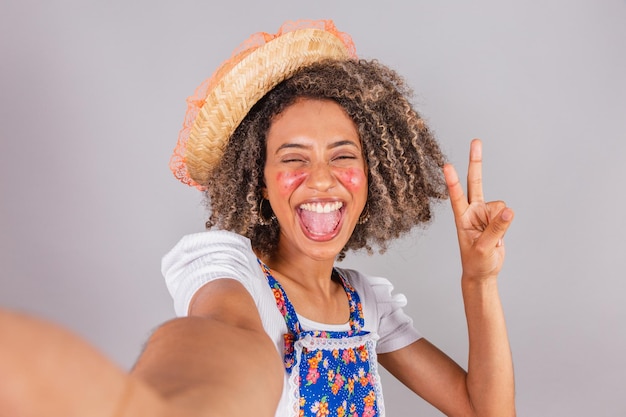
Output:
[0, 20, 515, 417]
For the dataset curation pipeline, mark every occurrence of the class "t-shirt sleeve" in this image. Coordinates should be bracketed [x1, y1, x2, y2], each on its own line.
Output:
[161, 230, 259, 316]
[366, 275, 422, 354]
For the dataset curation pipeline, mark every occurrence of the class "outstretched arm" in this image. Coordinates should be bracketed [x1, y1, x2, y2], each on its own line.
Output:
[131, 278, 284, 417]
[0, 308, 172, 417]
[0, 278, 283, 417]
[379, 139, 515, 417]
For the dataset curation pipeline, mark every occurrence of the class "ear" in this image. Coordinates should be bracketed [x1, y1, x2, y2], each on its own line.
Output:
[261, 187, 268, 199]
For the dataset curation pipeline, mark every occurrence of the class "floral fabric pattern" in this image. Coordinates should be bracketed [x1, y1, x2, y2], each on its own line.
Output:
[258, 260, 384, 417]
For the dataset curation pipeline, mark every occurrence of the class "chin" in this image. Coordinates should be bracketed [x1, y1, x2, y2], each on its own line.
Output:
[299, 230, 353, 261]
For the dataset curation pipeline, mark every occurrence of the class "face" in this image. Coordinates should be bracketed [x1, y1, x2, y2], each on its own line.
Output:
[263, 98, 368, 262]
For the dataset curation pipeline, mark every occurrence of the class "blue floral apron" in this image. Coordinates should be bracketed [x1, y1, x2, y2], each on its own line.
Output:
[258, 260, 385, 417]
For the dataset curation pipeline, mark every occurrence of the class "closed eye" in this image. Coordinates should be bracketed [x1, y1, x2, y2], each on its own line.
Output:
[280, 155, 308, 164]
[331, 152, 361, 164]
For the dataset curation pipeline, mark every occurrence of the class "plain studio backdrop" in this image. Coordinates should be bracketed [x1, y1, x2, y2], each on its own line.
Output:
[1, 1, 625, 415]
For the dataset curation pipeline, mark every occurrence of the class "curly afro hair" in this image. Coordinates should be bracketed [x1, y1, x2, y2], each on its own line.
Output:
[202, 58, 449, 259]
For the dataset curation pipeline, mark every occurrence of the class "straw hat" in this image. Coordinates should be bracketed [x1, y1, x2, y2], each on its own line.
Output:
[170, 20, 357, 189]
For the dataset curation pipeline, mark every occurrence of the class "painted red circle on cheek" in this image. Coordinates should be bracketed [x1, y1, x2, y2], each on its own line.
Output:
[336, 168, 367, 192]
[276, 171, 307, 196]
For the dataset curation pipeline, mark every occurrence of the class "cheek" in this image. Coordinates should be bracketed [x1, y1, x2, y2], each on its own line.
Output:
[336, 168, 367, 192]
[275, 171, 307, 196]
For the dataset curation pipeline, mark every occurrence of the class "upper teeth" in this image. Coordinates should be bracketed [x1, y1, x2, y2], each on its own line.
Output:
[300, 202, 343, 213]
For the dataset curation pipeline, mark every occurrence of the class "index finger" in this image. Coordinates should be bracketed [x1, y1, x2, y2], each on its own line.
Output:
[467, 138, 485, 203]
[444, 163, 469, 219]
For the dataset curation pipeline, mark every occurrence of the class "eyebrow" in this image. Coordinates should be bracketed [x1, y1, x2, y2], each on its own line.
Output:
[275, 140, 360, 154]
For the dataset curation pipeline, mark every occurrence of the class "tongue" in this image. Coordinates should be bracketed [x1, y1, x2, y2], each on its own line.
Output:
[300, 209, 341, 235]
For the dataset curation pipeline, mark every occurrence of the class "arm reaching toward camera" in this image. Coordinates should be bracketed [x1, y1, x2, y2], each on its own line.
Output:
[0, 309, 171, 417]
[132, 278, 283, 417]
[0, 279, 283, 417]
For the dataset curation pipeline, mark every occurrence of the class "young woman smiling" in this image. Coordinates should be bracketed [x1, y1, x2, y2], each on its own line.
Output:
[0, 20, 516, 417]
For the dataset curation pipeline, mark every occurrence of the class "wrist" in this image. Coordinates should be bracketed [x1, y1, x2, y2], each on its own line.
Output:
[461, 271, 499, 286]
[461, 274, 500, 298]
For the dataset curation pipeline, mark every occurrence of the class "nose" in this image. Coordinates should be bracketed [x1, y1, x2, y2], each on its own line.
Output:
[305, 162, 337, 192]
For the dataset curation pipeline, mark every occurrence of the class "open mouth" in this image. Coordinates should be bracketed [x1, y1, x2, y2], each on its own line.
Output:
[297, 201, 344, 240]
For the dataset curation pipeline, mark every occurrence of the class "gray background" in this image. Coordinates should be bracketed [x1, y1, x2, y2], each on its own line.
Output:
[1, 0, 625, 415]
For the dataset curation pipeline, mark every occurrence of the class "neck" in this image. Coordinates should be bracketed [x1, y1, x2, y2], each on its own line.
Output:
[258, 247, 338, 297]
[256, 237, 350, 325]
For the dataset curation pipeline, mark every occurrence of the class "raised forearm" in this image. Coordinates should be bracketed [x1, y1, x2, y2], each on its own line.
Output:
[462, 277, 515, 417]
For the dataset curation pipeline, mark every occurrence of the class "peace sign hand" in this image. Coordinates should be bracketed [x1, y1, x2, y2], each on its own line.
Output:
[444, 139, 514, 282]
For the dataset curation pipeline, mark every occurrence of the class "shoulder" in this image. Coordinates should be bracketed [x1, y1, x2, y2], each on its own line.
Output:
[162, 230, 265, 316]
[336, 267, 421, 353]
[163, 230, 257, 273]
[334, 267, 408, 309]
[163, 230, 254, 262]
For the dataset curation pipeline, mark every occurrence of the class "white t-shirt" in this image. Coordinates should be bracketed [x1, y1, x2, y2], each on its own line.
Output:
[162, 230, 421, 416]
